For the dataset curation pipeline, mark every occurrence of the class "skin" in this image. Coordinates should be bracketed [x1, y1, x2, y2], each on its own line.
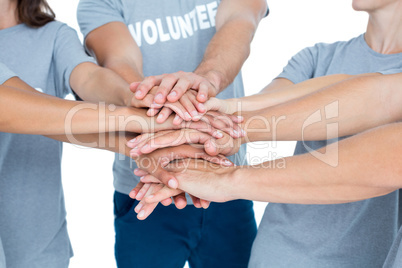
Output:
[85, 0, 268, 122]
[129, 0, 402, 218]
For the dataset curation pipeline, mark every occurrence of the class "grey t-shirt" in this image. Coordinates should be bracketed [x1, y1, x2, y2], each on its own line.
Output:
[0, 62, 16, 84]
[249, 34, 402, 268]
[384, 226, 402, 268]
[0, 62, 15, 268]
[78, 0, 248, 197]
[0, 22, 93, 268]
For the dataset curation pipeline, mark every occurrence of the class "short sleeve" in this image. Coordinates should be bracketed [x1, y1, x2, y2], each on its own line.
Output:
[379, 68, 402, 75]
[53, 24, 95, 98]
[276, 46, 318, 84]
[77, 0, 125, 39]
[0, 62, 17, 84]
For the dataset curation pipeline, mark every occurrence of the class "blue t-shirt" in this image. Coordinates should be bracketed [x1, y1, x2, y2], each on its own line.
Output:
[0, 21, 93, 268]
[0, 62, 16, 84]
[249, 34, 402, 268]
[78, 0, 248, 197]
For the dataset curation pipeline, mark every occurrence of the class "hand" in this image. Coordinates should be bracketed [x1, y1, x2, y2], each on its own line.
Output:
[131, 71, 219, 105]
[127, 128, 242, 157]
[153, 90, 204, 123]
[140, 158, 237, 203]
[129, 176, 210, 220]
[130, 145, 233, 189]
[203, 97, 238, 115]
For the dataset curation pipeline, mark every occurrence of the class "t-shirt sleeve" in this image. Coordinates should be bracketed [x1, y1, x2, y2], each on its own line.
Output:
[379, 68, 402, 75]
[0, 62, 17, 84]
[276, 46, 318, 84]
[77, 0, 124, 39]
[53, 24, 95, 98]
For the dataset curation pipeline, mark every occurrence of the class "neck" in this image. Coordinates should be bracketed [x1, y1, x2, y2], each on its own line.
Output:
[365, 2, 402, 54]
[0, 0, 18, 30]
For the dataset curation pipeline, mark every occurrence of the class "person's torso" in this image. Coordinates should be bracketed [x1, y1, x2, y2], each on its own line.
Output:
[78, 0, 247, 194]
[0, 21, 76, 267]
[249, 35, 402, 268]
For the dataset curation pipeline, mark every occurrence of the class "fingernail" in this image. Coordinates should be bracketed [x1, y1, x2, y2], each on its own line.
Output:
[184, 112, 191, 120]
[140, 176, 145, 181]
[135, 91, 142, 98]
[136, 203, 143, 212]
[198, 103, 205, 111]
[174, 114, 181, 122]
[129, 191, 136, 199]
[157, 113, 164, 121]
[223, 160, 233, 166]
[191, 111, 198, 117]
[233, 130, 239, 137]
[138, 210, 145, 218]
[129, 137, 136, 143]
[155, 93, 163, 100]
[169, 91, 177, 97]
[168, 179, 178, 189]
[215, 131, 223, 138]
[241, 129, 246, 136]
[148, 195, 154, 199]
[200, 94, 206, 100]
[237, 116, 244, 121]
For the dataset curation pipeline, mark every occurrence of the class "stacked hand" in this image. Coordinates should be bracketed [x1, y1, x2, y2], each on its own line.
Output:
[125, 71, 245, 220]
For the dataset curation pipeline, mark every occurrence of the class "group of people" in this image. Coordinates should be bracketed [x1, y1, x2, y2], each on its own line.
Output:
[0, 0, 401, 268]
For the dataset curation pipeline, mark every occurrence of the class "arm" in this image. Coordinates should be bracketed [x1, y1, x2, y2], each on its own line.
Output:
[127, 73, 402, 156]
[205, 73, 382, 114]
[242, 73, 402, 142]
[134, 0, 268, 104]
[144, 122, 402, 205]
[0, 77, 188, 135]
[84, 21, 144, 83]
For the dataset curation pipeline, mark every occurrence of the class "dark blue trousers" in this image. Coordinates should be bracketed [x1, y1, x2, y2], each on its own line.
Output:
[114, 191, 257, 268]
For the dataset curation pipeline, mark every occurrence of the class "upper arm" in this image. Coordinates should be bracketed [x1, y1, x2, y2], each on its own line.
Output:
[215, 0, 268, 30]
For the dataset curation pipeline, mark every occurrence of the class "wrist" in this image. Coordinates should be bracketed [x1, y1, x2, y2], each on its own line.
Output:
[195, 69, 225, 96]
[224, 166, 246, 201]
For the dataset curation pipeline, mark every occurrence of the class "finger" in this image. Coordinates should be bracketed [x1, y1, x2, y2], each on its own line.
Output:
[200, 114, 241, 138]
[191, 196, 202, 208]
[154, 74, 178, 104]
[129, 82, 141, 93]
[135, 76, 162, 100]
[179, 94, 199, 119]
[145, 186, 184, 203]
[167, 78, 192, 103]
[129, 182, 144, 199]
[156, 107, 174, 124]
[135, 183, 152, 201]
[147, 107, 161, 117]
[200, 199, 211, 209]
[140, 174, 162, 183]
[164, 102, 190, 121]
[196, 81, 210, 103]
[127, 133, 153, 149]
[173, 193, 188, 209]
[186, 91, 204, 120]
[161, 198, 173, 206]
[173, 114, 184, 125]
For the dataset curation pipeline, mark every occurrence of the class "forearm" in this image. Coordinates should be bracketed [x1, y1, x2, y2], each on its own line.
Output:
[48, 132, 136, 156]
[231, 123, 402, 204]
[194, 0, 266, 93]
[242, 73, 402, 142]
[0, 77, 146, 135]
[70, 62, 133, 106]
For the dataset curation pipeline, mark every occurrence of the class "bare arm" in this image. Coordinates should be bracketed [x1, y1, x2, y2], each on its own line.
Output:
[134, 0, 267, 104]
[143, 122, 402, 206]
[228, 122, 402, 204]
[85, 21, 143, 84]
[0, 77, 180, 135]
[242, 73, 402, 142]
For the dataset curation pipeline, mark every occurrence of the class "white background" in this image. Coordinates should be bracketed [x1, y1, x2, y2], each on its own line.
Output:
[47, 0, 368, 267]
